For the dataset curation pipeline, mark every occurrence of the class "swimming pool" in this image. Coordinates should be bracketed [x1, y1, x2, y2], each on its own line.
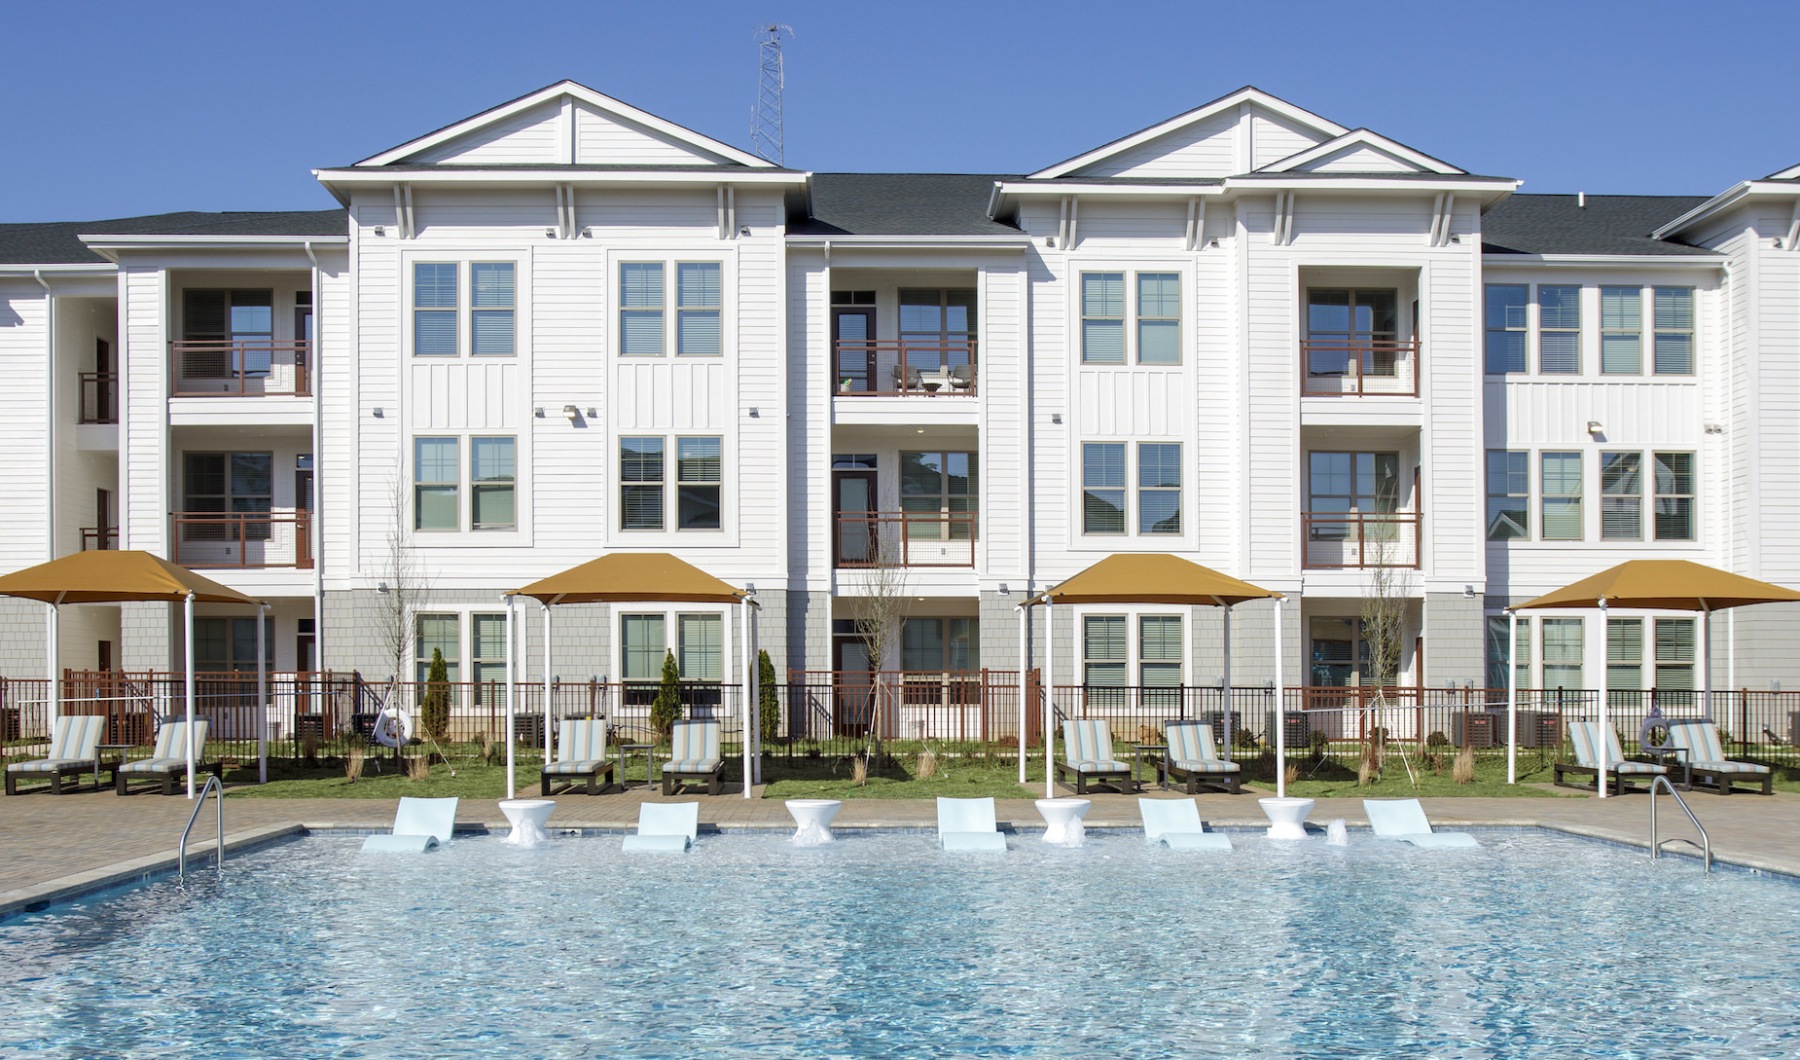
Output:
[3, 831, 1798, 1058]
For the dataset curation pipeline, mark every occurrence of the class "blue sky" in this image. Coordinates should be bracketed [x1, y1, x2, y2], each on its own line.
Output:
[4, 0, 1798, 222]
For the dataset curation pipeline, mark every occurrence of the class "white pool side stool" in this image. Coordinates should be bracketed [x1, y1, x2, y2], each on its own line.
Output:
[1138, 798, 1232, 851]
[362, 796, 459, 853]
[1362, 798, 1479, 848]
[937, 796, 1007, 852]
[622, 801, 700, 853]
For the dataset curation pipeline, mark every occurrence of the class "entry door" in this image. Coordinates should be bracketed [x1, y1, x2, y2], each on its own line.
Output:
[833, 637, 875, 736]
[833, 469, 878, 566]
[94, 338, 114, 421]
[832, 308, 876, 392]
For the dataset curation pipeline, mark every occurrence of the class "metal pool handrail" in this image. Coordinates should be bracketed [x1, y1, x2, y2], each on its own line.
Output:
[1649, 774, 1711, 874]
[177, 774, 224, 882]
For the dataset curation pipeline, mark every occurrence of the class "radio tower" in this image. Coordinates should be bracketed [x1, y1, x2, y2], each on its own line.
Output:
[750, 24, 793, 165]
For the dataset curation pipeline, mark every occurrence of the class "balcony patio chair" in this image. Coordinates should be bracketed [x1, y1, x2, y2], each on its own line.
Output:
[1666, 719, 1772, 795]
[1362, 798, 1479, 848]
[891, 365, 922, 392]
[113, 719, 223, 796]
[1553, 721, 1667, 796]
[5, 715, 104, 795]
[540, 718, 615, 796]
[1055, 719, 1135, 795]
[1161, 719, 1242, 794]
[937, 796, 1007, 852]
[621, 801, 699, 853]
[361, 796, 458, 853]
[1138, 797, 1232, 850]
[948, 364, 975, 391]
[662, 719, 724, 796]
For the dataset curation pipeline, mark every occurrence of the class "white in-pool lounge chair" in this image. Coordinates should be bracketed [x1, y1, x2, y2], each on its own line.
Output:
[1161, 719, 1242, 794]
[937, 796, 1007, 852]
[112, 720, 223, 796]
[621, 801, 700, 853]
[540, 718, 615, 796]
[662, 719, 725, 796]
[361, 796, 459, 853]
[1362, 798, 1480, 848]
[1666, 719, 1773, 795]
[1138, 798, 1233, 850]
[1054, 719, 1135, 795]
[5, 715, 105, 795]
[1554, 721, 1667, 795]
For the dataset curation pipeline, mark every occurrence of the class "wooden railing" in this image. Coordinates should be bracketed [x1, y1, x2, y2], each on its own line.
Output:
[171, 511, 312, 569]
[835, 512, 977, 568]
[1301, 338, 1420, 397]
[171, 340, 311, 397]
[78, 371, 118, 423]
[1302, 511, 1420, 568]
[833, 339, 978, 396]
[80, 527, 117, 551]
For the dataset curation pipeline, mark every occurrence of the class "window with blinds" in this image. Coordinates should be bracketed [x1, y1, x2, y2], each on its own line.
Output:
[620, 437, 665, 530]
[1541, 452, 1582, 540]
[1600, 452, 1642, 540]
[1600, 287, 1642, 374]
[1082, 443, 1126, 534]
[676, 263, 722, 355]
[1538, 285, 1580, 373]
[1654, 452, 1694, 540]
[414, 438, 459, 531]
[470, 437, 515, 530]
[1081, 273, 1125, 364]
[1140, 615, 1183, 707]
[413, 264, 459, 356]
[1541, 618, 1584, 690]
[619, 263, 665, 356]
[1653, 287, 1694, 374]
[1486, 451, 1529, 540]
[676, 437, 722, 530]
[1484, 284, 1527, 374]
[470, 263, 515, 356]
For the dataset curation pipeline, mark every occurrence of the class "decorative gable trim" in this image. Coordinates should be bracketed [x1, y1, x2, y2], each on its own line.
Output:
[1256, 128, 1464, 175]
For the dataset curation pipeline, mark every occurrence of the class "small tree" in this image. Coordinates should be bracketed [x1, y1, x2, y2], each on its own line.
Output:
[650, 649, 683, 737]
[757, 648, 781, 745]
[420, 648, 451, 741]
[852, 525, 910, 776]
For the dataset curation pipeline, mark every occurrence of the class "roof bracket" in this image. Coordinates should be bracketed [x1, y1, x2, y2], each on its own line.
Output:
[1785, 199, 1800, 252]
[1185, 197, 1206, 251]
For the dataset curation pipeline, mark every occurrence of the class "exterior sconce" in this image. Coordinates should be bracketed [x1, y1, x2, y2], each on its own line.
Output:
[562, 405, 580, 421]
[1586, 420, 1604, 435]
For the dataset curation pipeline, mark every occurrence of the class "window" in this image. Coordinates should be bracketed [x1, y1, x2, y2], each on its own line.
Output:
[414, 438, 459, 531]
[1137, 274, 1180, 365]
[1140, 615, 1183, 706]
[900, 289, 977, 369]
[1485, 284, 1528, 373]
[413, 264, 458, 356]
[1541, 618, 1584, 689]
[1600, 287, 1642, 374]
[470, 437, 516, 531]
[901, 452, 977, 541]
[619, 263, 665, 356]
[193, 616, 275, 674]
[1538, 285, 1580, 373]
[620, 437, 665, 529]
[1307, 289, 1398, 378]
[1654, 451, 1694, 541]
[1081, 443, 1126, 534]
[183, 452, 273, 541]
[1540, 452, 1582, 541]
[413, 262, 515, 357]
[1083, 615, 1127, 705]
[1080, 273, 1125, 364]
[1307, 451, 1399, 542]
[1486, 616, 1531, 691]
[1607, 617, 1643, 707]
[1654, 619, 1696, 699]
[677, 437, 722, 530]
[183, 289, 274, 377]
[469, 263, 515, 356]
[1486, 451, 1529, 540]
[1653, 287, 1694, 374]
[1600, 452, 1642, 540]
[902, 618, 979, 672]
[415, 614, 459, 683]
[471, 613, 507, 700]
[621, 614, 667, 682]
[677, 263, 722, 356]
[1138, 443, 1182, 534]
[678, 614, 723, 682]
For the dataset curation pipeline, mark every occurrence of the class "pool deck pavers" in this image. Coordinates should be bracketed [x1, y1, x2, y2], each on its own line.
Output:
[2, 781, 1795, 915]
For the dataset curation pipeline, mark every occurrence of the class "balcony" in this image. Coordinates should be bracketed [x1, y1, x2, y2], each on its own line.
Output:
[79, 372, 118, 424]
[833, 340, 978, 397]
[1302, 511, 1420, 569]
[1300, 338, 1419, 397]
[172, 341, 311, 397]
[80, 527, 117, 552]
[835, 512, 976, 568]
[171, 511, 312, 569]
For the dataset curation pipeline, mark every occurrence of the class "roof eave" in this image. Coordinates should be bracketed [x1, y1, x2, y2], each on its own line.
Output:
[1651, 181, 1800, 239]
[1482, 252, 1727, 267]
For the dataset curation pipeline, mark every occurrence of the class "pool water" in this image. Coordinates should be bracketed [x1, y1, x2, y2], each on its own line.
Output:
[3, 831, 1799, 1058]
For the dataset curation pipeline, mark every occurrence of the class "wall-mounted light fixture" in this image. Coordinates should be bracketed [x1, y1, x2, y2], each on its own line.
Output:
[1051, 412, 1063, 424]
[376, 581, 390, 595]
[998, 583, 1009, 595]
[373, 225, 385, 237]
[372, 407, 384, 418]
[545, 227, 557, 238]
[748, 407, 760, 418]
[562, 405, 580, 421]
[1464, 585, 1476, 598]
[1585, 420, 1604, 435]
[534, 407, 545, 418]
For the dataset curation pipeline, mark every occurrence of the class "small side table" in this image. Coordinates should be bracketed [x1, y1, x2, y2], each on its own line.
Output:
[620, 743, 655, 790]
[1645, 746, 1691, 790]
[98, 743, 135, 790]
[1133, 744, 1168, 791]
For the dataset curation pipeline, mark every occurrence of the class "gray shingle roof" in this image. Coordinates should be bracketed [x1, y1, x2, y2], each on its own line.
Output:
[792, 174, 1022, 237]
[1482, 195, 1711, 256]
[0, 210, 348, 265]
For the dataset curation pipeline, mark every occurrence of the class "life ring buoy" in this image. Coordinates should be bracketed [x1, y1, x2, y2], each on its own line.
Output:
[1639, 704, 1672, 753]
[371, 706, 414, 748]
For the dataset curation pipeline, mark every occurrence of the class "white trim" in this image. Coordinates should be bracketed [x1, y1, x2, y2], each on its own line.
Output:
[317, 167, 805, 188]
[786, 235, 1032, 249]
[1256, 128, 1465, 175]
[995, 182, 1228, 198]
[1224, 175, 1518, 194]
[1027, 87, 1347, 180]
[1483, 254, 1727, 267]
[1653, 180, 1800, 240]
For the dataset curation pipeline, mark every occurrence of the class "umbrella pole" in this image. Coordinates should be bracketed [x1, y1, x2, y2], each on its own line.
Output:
[1221, 605, 1232, 760]
[1016, 604, 1027, 784]
[1597, 599, 1609, 799]
[542, 601, 553, 767]
[1506, 611, 1518, 784]
[45, 602, 59, 731]
[1274, 595, 1285, 799]
[1699, 605, 1712, 721]
[185, 592, 197, 799]
[257, 602, 267, 784]
[1044, 602, 1054, 799]
[504, 595, 516, 801]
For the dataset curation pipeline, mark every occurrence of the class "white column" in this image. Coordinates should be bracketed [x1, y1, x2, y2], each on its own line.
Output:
[1597, 600, 1610, 799]
[504, 595, 516, 800]
[1220, 605, 1233, 760]
[257, 602, 268, 784]
[542, 600, 553, 764]
[1273, 595, 1286, 799]
[1016, 604, 1028, 784]
[741, 595, 752, 799]
[1506, 610, 1518, 784]
[1698, 605, 1713, 721]
[45, 601, 60, 729]
[184, 592, 197, 799]
[1043, 601, 1055, 798]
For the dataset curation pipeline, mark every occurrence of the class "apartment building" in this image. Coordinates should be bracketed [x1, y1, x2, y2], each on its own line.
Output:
[1, 81, 1795, 711]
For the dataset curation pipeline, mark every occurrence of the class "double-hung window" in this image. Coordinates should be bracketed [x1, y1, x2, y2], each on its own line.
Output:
[415, 614, 460, 683]
[620, 437, 665, 529]
[1538, 286, 1581, 374]
[471, 613, 507, 704]
[1654, 619, 1696, 703]
[415, 436, 515, 532]
[413, 265, 458, 355]
[621, 614, 667, 684]
[1541, 618, 1584, 689]
[1081, 271, 1181, 364]
[1607, 618, 1644, 709]
[1140, 615, 1183, 707]
[1136, 274, 1180, 364]
[677, 437, 722, 530]
[469, 263, 516, 355]
[1081, 442, 1181, 537]
[1653, 288, 1694, 374]
[1540, 452, 1583, 541]
[677, 263, 722, 355]
[1653, 452, 1694, 540]
[621, 435, 723, 531]
[1484, 284, 1528, 374]
[1485, 451, 1529, 540]
[1600, 452, 1642, 540]
[470, 437, 516, 530]
[622, 611, 726, 703]
[413, 262, 515, 356]
[619, 263, 665, 356]
[1081, 443, 1127, 534]
[1082, 615, 1127, 708]
[1485, 615, 1531, 692]
[620, 261, 726, 357]
[1138, 443, 1182, 534]
[1601, 287, 1642, 374]
[415, 438, 459, 531]
[1080, 274, 1125, 364]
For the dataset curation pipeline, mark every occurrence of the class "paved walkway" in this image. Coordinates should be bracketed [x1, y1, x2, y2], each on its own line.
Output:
[2, 781, 1795, 916]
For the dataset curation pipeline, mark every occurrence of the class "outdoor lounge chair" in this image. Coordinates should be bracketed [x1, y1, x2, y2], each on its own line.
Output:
[937, 796, 1007, 852]
[1553, 721, 1667, 795]
[1138, 798, 1233, 850]
[1162, 719, 1242, 794]
[1362, 798, 1480, 848]
[662, 719, 725, 796]
[621, 801, 699, 853]
[1666, 719, 1772, 796]
[361, 796, 458, 853]
[1055, 719, 1135, 795]
[112, 719, 223, 796]
[5, 715, 104, 795]
[540, 718, 615, 796]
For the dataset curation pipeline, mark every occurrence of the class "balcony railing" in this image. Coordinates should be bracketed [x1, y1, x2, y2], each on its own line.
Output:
[833, 339, 978, 396]
[80, 527, 117, 551]
[171, 511, 312, 569]
[79, 372, 118, 423]
[171, 341, 311, 397]
[1301, 338, 1420, 397]
[1302, 511, 1421, 568]
[835, 511, 977, 568]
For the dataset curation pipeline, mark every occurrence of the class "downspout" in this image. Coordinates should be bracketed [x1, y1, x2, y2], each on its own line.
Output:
[1720, 260, 1736, 695]
[304, 241, 323, 680]
[34, 271, 55, 564]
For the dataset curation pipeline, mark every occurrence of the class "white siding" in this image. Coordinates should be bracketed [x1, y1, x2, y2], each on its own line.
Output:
[574, 101, 736, 166]
[412, 100, 565, 165]
[1082, 109, 1240, 179]
[1294, 144, 1422, 174]
[0, 283, 50, 570]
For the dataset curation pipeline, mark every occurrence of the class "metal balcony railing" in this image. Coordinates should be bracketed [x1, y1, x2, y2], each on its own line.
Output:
[171, 341, 311, 397]
[833, 339, 978, 396]
[171, 511, 312, 569]
[1301, 338, 1420, 397]
[1302, 510, 1421, 568]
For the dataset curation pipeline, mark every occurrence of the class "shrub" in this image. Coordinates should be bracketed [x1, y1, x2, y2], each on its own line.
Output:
[650, 650, 683, 737]
[757, 649, 781, 744]
[420, 648, 451, 741]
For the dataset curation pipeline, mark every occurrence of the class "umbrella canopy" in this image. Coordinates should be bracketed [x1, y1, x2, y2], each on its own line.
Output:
[1513, 559, 1800, 613]
[1028, 553, 1283, 608]
[511, 552, 746, 605]
[0, 549, 258, 606]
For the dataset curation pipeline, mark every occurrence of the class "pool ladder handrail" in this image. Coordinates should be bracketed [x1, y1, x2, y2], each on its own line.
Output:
[1649, 774, 1711, 874]
[177, 774, 225, 882]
